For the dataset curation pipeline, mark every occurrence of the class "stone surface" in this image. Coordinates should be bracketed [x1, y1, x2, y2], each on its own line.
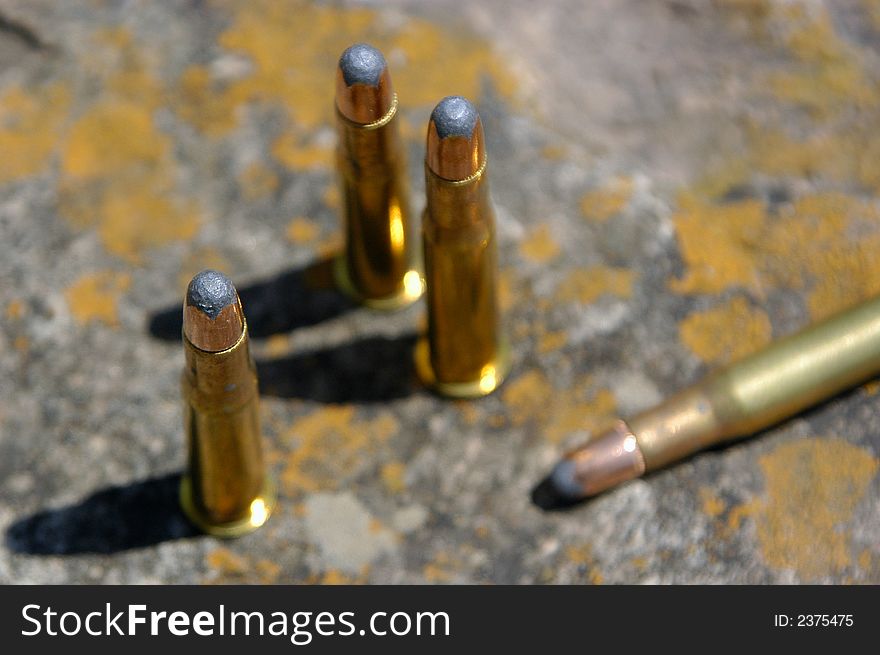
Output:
[1, 0, 879, 584]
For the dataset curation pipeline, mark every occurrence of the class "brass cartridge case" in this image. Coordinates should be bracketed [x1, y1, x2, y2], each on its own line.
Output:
[552, 294, 880, 499]
[415, 96, 509, 398]
[179, 273, 273, 536]
[333, 44, 423, 310]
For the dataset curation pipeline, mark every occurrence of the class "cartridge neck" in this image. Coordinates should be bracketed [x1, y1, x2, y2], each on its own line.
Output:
[183, 325, 257, 408]
[336, 98, 403, 176]
[424, 160, 492, 230]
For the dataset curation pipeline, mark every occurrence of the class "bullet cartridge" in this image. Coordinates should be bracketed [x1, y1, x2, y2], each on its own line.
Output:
[549, 294, 880, 500]
[334, 43, 423, 310]
[415, 96, 509, 398]
[180, 270, 274, 536]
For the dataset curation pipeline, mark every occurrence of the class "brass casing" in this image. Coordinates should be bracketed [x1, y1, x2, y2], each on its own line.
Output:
[334, 95, 423, 310]
[180, 322, 274, 536]
[632, 295, 880, 469]
[416, 159, 509, 398]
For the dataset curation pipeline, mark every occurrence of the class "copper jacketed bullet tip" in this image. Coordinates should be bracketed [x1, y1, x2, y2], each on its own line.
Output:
[183, 270, 244, 352]
[426, 95, 486, 181]
[549, 421, 647, 500]
[335, 43, 394, 125]
[180, 270, 273, 537]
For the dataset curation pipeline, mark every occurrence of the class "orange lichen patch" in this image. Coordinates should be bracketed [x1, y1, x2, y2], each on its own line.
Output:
[281, 407, 399, 495]
[422, 552, 462, 583]
[271, 134, 333, 171]
[238, 161, 278, 199]
[538, 330, 567, 354]
[679, 297, 772, 365]
[173, 0, 516, 151]
[497, 269, 518, 313]
[206, 547, 249, 576]
[502, 370, 617, 443]
[745, 438, 878, 580]
[555, 266, 635, 305]
[456, 401, 482, 427]
[700, 488, 726, 519]
[503, 369, 554, 426]
[255, 559, 282, 584]
[53, 29, 200, 262]
[545, 387, 616, 444]
[519, 223, 560, 264]
[0, 83, 71, 183]
[61, 103, 165, 180]
[177, 247, 231, 294]
[863, 380, 880, 396]
[286, 216, 321, 245]
[580, 177, 634, 223]
[687, 0, 880, 194]
[777, 194, 880, 320]
[5, 299, 25, 320]
[541, 144, 567, 160]
[668, 196, 766, 296]
[14, 336, 29, 352]
[669, 191, 880, 319]
[380, 461, 407, 494]
[306, 568, 367, 585]
[65, 271, 131, 327]
[766, 4, 878, 118]
[322, 185, 340, 210]
[564, 545, 604, 585]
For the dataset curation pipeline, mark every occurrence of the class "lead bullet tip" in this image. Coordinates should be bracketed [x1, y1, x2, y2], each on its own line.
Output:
[183, 270, 244, 352]
[426, 95, 485, 181]
[336, 43, 394, 124]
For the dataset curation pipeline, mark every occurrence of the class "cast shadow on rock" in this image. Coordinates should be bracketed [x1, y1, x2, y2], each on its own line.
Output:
[257, 334, 419, 403]
[148, 257, 356, 341]
[5, 472, 198, 555]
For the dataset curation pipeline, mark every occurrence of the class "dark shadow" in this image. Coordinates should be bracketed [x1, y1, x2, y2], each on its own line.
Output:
[257, 334, 419, 403]
[148, 257, 356, 341]
[5, 472, 198, 555]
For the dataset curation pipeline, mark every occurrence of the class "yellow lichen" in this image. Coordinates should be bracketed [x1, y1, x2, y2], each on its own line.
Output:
[380, 461, 407, 494]
[580, 177, 634, 223]
[668, 197, 766, 296]
[173, 0, 516, 174]
[206, 547, 249, 576]
[556, 266, 635, 305]
[5, 299, 25, 320]
[502, 370, 617, 443]
[238, 161, 278, 199]
[0, 83, 71, 182]
[281, 407, 399, 494]
[519, 223, 560, 264]
[538, 330, 567, 354]
[286, 216, 321, 245]
[65, 271, 131, 327]
[669, 192, 880, 320]
[55, 28, 200, 261]
[732, 438, 878, 580]
[679, 297, 772, 365]
[700, 488, 726, 518]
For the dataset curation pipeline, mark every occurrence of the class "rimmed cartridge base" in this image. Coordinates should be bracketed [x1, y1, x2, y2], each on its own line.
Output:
[333, 254, 424, 311]
[179, 475, 276, 538]
[414, 337, 510, 398]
